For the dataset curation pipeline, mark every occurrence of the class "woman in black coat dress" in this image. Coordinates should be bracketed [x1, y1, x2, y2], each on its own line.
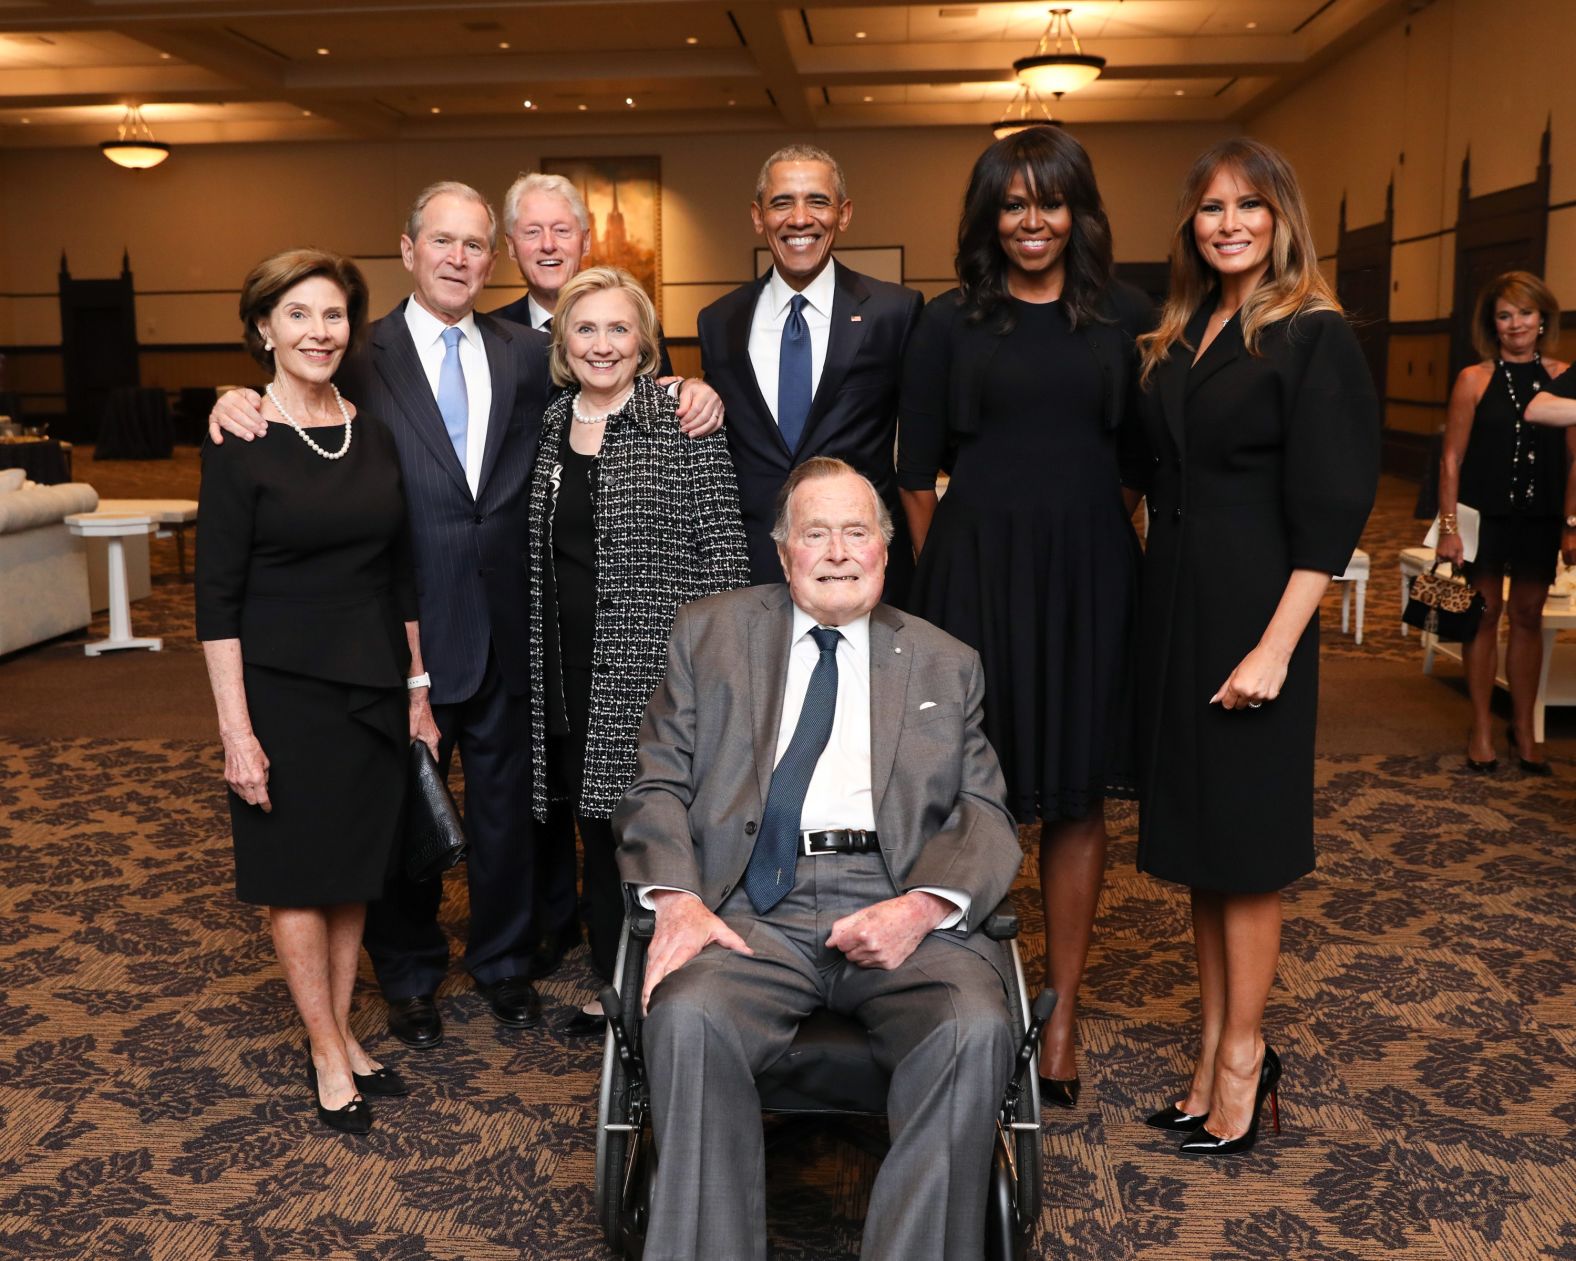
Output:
[198, 250, 441, 1134]
[1132, 139, 1378, 1154]
[898, 128, 1151, 1104]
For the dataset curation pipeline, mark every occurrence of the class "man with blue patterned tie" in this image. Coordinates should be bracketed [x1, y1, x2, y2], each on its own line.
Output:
[696, 147, 924, 605]
[614, 458, 1023, 1260]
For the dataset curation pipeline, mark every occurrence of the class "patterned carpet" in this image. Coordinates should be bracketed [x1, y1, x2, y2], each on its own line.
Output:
[1, 453, 1574, 1259]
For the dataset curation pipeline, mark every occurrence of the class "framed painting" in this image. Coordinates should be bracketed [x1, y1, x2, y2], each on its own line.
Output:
[541, 155, 662, 313]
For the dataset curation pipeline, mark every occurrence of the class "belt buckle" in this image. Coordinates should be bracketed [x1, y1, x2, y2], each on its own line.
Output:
[801, 832, 830, 856]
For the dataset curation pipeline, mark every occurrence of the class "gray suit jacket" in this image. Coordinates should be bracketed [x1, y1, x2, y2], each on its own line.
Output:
[613, 584, 1022, 971]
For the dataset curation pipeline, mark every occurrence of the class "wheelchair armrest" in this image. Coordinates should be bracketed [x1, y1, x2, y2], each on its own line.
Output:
[981, 896, 1018, 941]
[629, 908, 656, 940]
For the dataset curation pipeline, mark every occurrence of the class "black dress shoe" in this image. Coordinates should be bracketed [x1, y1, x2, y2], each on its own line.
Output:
[306, 1059, 372, 1135]
[1144, 1102, 1210, 1132]
[525, 924, 583, 981]
[352, 1065, 411, 1096]
[562, 1008, 607, 1038]
[1038, 1075, 1081, 1109]
[387, 994, 443, 1049]
[1179, 1045, 1281, 1157]
[478, 976, 542, 1028]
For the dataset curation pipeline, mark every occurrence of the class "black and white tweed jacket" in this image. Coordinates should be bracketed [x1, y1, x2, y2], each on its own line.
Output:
[527, 373, 752, 819]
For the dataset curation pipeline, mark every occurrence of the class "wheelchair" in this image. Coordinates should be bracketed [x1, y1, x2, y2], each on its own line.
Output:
[593, 897, 1054, 1260]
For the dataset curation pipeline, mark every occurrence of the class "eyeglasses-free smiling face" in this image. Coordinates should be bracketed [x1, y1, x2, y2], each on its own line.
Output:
[506, 190, 590, 305]
[997, 169, 1072, 286]
[257, 275, 351, 388]
[1193, 167, 1274, 285]
[563, 287, 642, 400]
[1493, 297, 1542, 360]
[778, 471, 888, 626]
[401, 192, 495, 323]
[751, 159, 852, 291]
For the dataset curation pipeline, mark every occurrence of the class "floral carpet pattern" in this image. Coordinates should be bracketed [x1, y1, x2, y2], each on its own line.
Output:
[1, 458, 1573, 1258]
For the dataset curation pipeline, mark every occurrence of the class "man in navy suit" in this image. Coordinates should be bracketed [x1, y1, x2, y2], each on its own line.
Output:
[697, 145, 923, 606]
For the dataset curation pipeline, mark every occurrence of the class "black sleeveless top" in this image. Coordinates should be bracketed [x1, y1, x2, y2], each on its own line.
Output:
[1458, 358, 1566, 518]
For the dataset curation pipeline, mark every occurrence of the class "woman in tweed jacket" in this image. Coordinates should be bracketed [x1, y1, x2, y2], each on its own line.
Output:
[526, 266, 750, 1029]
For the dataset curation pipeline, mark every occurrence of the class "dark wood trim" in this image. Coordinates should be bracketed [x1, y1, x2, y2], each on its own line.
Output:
[1389, 318, 1452, 336]
[1392, 227, 1456, 247]
[1383, 396, 1446, 409]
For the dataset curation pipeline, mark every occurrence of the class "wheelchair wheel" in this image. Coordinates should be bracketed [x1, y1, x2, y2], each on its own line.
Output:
[595, 917, 653, 1255]
[1006, 942, 1043, 1257]
[595, 1021, 630, 1247]
[985, 1138, 1016, 1261]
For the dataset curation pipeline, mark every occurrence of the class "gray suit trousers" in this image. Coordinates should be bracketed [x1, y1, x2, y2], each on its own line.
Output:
[642, 854, 1015, 1261]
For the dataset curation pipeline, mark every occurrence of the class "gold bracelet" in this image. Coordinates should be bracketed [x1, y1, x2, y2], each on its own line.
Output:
[1439, 512, 1458, 537]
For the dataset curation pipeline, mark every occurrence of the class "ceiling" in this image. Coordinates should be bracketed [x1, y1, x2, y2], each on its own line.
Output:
[0, 0, 1417, 149]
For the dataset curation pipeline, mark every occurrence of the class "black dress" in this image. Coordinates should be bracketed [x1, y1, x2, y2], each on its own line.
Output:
[196, 415, 416, 907]
[900, 295, 1143, 823]
[1132, 307, 1379, 893]
[1459, 357, 1568, 586]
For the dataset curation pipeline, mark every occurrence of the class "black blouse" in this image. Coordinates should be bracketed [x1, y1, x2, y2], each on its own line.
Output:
[195, 412, 417, 688]
[1459, 358, 1568, 518]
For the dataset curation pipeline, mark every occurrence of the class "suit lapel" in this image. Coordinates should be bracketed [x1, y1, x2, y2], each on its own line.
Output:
[723, 274, 784, 457]
[1160, 303, 1214, 456]
[747, 588, 794, 808]
[795, 261, 870, 457]
[475, 313, 514, 498]
[373, 301, 471, 499]
[868, 604, 909, 823]
[1185, 307, 1245, 399]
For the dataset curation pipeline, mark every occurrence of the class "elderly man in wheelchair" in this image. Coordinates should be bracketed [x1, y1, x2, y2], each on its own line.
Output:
[597, 459, 1052, 1261]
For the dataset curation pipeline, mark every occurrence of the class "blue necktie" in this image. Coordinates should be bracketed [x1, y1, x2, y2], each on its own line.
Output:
[437, 325, 469, 470]
[744, 626, 842, 914]
[777, 293, 812, 452]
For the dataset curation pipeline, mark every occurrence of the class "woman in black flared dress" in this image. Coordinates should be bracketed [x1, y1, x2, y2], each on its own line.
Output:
[1436, 271, 1572, 773]
[197, 249, 440, 1135]
[898, 128, 1152, 1105]
[1132, 139, 1378, 1156]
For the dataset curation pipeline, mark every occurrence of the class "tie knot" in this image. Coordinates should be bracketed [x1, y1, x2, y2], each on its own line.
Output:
[442, 325, 463, 349]
[809, 626, 841, 654]
[789, 294, 808, 317]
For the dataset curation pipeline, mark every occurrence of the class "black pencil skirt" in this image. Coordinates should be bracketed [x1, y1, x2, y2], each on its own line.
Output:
[229, 661, 407, 907]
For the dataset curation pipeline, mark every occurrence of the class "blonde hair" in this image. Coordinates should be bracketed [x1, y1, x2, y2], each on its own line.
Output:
[1471, 270, 1561, 361]
[1139, 138, 1339, 386]
[548, 266, 661, 387]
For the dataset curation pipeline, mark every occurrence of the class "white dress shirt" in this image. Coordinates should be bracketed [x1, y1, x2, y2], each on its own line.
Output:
[524, 294, 554, 331]
[404, 297, 493, 497]
[747, 262, 836, 428]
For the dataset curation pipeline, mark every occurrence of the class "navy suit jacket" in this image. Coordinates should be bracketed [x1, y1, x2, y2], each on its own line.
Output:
[490, 293, 674, 378]
[337, 300, 552, 706]
[696, 260, 922, 603]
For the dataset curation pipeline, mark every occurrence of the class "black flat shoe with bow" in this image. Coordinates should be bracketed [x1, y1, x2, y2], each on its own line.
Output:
[306, 1058, 373, 1135]
[352, 1064, 410, 1097]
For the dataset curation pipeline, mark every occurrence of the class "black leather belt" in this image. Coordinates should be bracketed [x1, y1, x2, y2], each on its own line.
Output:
[800, 829, 880, 856]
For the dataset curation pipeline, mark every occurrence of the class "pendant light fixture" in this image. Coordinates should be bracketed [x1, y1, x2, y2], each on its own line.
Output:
[99, 105, 171, 170]
[991, 84, 1060, 140]
[1013, 8, 1105, 99]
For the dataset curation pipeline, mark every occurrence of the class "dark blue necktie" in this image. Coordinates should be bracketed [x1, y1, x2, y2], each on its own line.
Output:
[777, 293, 812, 452]
[743, 626, 841, 913]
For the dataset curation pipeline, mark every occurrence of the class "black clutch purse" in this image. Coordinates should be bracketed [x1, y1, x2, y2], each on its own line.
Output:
[1403, 562, 1486, 642]
[404, 741, 467, 883]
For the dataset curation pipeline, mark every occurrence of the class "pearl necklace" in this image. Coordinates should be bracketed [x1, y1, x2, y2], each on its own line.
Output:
[572, 385, 634, 426]
[1498, 352, 1542, 507]
[266, 382, 353, 460]
[1497, 351, 1542, 413]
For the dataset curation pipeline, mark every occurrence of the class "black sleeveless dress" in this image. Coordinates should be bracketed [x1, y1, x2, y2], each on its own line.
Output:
[904, 297, 1140, 824]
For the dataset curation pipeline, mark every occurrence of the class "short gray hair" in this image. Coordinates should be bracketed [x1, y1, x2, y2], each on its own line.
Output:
[755, 144, 848, 205]
[770, 457, 893, 545]
[405, 180, 497, 251]
[502, 172, 590, 236]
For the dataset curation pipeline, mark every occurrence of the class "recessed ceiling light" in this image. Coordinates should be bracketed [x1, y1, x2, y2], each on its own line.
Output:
[1174, 89, 1185, 96]
[855, 31, 867, 38]
[862, 95, 873, 102]
[727, 98, 736, 106]
[20, 117, 30, 124]
[625, 97, 635, 106]
[685, 35, 698, 44]
[302, 109, 312, 116]
[578, 103, 587, 111]
[430, 106, 441, 113]
[498, 40, 510, 49]
[316, 47, 329, 55]
[159, 52, 171, 60]
[1246, 21, 1258, 29]
[523, 99, 534, 108]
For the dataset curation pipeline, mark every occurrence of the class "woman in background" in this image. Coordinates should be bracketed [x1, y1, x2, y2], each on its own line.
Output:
[1133, 138, 1378, 1155]
[198, 249, 439, 1134]
[898, 127, 1152, 1107]
[1435, 271, 1571, 774]
[525, 266, 750, 1035]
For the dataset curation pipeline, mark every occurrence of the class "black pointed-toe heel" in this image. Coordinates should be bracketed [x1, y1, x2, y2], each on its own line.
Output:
[1463, 729, 1498, 772]
[1508, 726, 1553, 776]
[351, 1064, 410, 1097]
[307, 1058, 373, 1134]
[1038, 1075, 1081, 1109]
[1144, 1101, 1210, 1132]
[1179, 1045, 1280, 1157]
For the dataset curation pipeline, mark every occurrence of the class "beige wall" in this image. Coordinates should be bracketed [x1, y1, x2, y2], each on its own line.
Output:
[0, 121, 1231, 349]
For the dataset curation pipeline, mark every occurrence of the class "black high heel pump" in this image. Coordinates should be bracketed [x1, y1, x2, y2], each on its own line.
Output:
[1178, 1045, 1280, 1156]
[1508, 725, 1553, 776]
[1144, 1101, 1209, 1132]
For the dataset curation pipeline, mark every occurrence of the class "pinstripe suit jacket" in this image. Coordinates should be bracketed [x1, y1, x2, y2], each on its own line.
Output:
[338, 299, 552, 706]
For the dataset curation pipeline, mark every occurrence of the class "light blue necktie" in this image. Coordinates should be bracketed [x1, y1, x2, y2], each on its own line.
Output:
[437, 325, 468, 470]
[777, 293, 812, 452]
[743, 626, 841, 914]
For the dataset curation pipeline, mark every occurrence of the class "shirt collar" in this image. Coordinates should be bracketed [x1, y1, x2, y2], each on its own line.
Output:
[790, 602, 869, 659]
[404, 294, 479, 349]
[766, 260, 837, 321]
[526, 294, 555, 330]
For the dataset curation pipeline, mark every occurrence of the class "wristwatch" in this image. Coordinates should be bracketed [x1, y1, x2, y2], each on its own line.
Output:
[406, 672, 431, 691]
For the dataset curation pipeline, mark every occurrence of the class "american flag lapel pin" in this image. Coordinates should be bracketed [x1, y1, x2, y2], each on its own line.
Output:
[850, 314, 862, 322]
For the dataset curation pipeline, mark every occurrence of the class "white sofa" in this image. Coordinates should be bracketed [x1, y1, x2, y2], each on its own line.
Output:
[0, 469, 99, 655]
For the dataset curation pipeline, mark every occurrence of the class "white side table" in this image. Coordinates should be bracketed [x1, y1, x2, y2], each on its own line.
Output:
[1334, 548, 1370, 644]
[96, 498, 199, 579]
[65, 512, 163, 655]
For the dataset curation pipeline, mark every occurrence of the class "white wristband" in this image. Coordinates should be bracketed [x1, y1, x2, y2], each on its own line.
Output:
[406, 672, 431, 691]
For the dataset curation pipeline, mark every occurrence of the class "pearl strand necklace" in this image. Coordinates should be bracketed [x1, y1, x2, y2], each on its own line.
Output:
[572, 384, 634, 426]
[1498, 352, 1542, 507]
[266, 382, 353, 460]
